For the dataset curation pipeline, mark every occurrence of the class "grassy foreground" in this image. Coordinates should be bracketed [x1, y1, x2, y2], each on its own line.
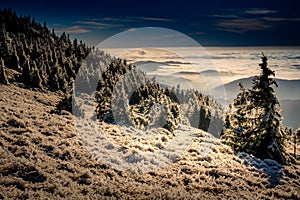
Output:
[0, 84, 299, 199]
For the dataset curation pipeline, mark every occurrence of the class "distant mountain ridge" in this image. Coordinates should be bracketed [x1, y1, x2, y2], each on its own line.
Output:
[215, 77, 300, 101]
[281, 99, 300, 129]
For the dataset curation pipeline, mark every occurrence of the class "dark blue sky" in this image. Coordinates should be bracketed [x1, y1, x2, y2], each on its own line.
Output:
[1, 0, 300, 46]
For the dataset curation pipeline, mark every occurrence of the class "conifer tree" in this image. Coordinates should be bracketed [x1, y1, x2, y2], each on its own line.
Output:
[222, 53, 288, 164]
[0, 58, 8, 84]
[0, 8, 90, 92]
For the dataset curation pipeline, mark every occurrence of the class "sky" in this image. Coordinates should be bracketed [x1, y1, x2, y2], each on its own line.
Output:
[1, 0, 300, 46]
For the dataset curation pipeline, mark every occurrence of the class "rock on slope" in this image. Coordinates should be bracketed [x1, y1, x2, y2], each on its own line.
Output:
[0, 84, 299, 199]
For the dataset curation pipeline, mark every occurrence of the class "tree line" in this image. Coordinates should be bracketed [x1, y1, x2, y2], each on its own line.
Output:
[1, 8, 298, 164]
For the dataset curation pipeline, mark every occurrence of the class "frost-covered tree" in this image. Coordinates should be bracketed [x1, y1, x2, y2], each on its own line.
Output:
[294, 128, 300, 160]
[0, 8, 91, 92]
[0, 58, 8, 84]
[222, 53, 289, 164]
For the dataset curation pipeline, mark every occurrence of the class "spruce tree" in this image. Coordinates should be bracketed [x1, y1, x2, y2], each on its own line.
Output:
[222, 53, 288, 164]
[0, 58, 8, 84]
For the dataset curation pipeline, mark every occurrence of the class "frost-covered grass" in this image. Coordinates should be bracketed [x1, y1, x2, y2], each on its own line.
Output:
[0, 84, 299, 199]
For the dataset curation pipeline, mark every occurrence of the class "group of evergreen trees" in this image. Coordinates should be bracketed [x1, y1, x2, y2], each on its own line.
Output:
[0, 8, 297, 164]
[77, 51, 223, 133]
[0, 8, 90, 92]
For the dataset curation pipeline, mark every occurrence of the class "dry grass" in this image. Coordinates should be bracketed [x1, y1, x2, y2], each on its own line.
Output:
[0, 84, 299, 199]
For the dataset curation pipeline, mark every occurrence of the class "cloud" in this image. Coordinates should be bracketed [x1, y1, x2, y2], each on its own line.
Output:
[60, 16, 175, 35]
[216, 19, 271, 33]
[210, 14, 241, 19]
[55, 26, 90, 34]
[140, 17, 174, 22]
[101, 17, 132, 22]
[88, 17, 138, 23]
[86, 17, 174, 23]
[189, 31, 205, 35]
[127, 28, 136, 31]
[213, 8, 300, 34]
[261, 17, 300, 22]
[77, 21, 123, 29]
[244, 8, 277, 15]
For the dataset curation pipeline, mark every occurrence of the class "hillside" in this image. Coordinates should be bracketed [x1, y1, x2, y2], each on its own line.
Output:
[0, 8, 90, 92]
[0, 8, 223, 136]
[0, 8, 300, 199]
[74, 52, 224, 135]
[1, 84, 299, 199]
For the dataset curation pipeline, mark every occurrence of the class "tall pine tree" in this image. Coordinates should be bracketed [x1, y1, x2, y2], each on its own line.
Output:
[222, 53, 289, 164]
[0, 58, 8, 84]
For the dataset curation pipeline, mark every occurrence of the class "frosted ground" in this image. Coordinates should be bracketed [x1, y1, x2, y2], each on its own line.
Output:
[0, 84, 299, 199]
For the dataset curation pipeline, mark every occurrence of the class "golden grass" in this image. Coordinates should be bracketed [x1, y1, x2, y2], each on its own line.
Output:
[0, 84, 299, 199]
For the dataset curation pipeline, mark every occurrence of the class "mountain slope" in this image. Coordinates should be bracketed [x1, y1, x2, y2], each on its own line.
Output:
[0, 8, 90, 92]
[0, 8, 223, 135]
[0, 84, 299, 199]
[0, 8, 299, 199]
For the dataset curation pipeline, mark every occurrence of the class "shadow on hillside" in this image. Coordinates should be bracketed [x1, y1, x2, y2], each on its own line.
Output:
[238, 152, 285, 188]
